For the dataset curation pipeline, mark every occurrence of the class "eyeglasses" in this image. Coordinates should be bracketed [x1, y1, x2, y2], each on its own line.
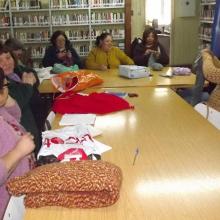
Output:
[3, 82, 10, 88]
[0, 82, 10, 93]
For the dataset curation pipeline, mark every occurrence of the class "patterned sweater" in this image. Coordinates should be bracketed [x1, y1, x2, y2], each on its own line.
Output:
[202, 51, 220, 112]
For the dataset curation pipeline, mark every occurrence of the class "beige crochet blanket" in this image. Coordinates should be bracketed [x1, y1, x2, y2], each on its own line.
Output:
[202, 50, 220, 112]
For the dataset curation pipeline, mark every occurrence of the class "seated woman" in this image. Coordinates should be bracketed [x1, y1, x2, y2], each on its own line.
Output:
[0, 68, 35, 219]
[133, 28, 169, 70]
[4, 38, 39, 87]
[201, 49, 220, 112]
[4, 39, 47, 132]
[0, 44, 41, 156]
[42, 30, 82, 68]
[85, 32, 134, 70]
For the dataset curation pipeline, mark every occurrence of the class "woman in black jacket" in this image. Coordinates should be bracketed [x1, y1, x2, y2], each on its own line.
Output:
[133, 28, 169, 70]
[42, 30, 82, 68]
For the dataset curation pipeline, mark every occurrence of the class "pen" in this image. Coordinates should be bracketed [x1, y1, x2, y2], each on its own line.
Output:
[132, 148, 139, 165]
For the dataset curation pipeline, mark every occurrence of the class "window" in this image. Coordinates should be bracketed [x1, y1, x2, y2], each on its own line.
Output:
[145, 0, 171, 26]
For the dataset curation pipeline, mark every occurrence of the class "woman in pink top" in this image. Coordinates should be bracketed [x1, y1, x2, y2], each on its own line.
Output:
[0, 68, 35, 219]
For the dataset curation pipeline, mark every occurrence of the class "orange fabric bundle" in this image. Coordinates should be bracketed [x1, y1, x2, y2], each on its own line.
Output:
[51, 70, 103, 93]
[7, 160, 122, 208]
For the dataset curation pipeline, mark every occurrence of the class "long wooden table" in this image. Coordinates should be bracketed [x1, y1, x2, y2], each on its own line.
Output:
[25, 87, 220, 220]
[38, 67, 196, 93]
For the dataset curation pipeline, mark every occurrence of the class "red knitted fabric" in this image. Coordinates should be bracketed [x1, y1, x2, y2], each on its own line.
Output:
[52, 92, 134, 114]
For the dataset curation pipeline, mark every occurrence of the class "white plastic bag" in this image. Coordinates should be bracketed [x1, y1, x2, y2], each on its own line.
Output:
[194, 103, 220, 130]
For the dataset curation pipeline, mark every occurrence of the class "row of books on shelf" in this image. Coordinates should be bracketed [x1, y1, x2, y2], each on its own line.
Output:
[199, 34, 212, 42]
[200, 5, 215, 19]
[30, 44, 90, 58]
[200, 25, 212, 38]
[90, 0, 124, 7]
[15, 31, 49, 42]
[198, 42, 211, 51]
[1, 14, 124, 27]
[0, 0, 7, 9]
[65, 28, 124, 40]
[90, 28, 124, 38]
[0, 15, 10, 27]
[51, 0, 123, 8]
[0, 0, 124, 10]
[201, 0, 216, 4]
[10, 0, 41, 10]
[0, 32, 10, 42]
[51, 12, 124, 25]
[31, 46, 46, 58]
[91, 12, 124, 22]
[52, 14, 89, 25]
[14, 28, 124, 43]
[52, 0, 88, 8]
[13, 15, 49, 26]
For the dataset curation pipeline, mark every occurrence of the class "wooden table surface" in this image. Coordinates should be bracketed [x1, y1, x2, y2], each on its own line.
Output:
[25, 87, 220, 220]
[38, 67, 196, 93]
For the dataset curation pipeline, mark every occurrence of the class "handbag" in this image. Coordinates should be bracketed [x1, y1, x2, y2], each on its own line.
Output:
[51, 70, 103, 93]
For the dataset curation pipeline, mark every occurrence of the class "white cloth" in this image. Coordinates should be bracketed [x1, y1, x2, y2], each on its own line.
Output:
[194, 103, 220, 130]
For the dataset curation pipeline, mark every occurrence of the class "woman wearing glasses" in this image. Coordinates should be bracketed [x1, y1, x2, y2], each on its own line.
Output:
[0, 68, 35, 219]
[0, 44, 41, 156]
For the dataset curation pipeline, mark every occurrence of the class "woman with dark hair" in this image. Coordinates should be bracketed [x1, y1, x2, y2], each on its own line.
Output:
[0, 44, 41, 156]
[133, 28, 169, 70]
[4, 37, 34, 68]
[0, 68, 35, 219]
[42, 30, 82, 68]
[4, 38, 39, 87]
[85, 32, 134, 70]
[4, 38, 47, 133]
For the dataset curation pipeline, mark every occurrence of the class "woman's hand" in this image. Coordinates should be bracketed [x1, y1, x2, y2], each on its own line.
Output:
[153, 51, 160, 58]
[0, 133, 35, 176]
[66, 51, 72, 59]
[144, 49, 157, 55]
[22, 72, 36, 86]
[99, 64, 108, 71]
[15, 133, 35, 157]
[144, 49, 152, 55]
[57, 50, 68, 60]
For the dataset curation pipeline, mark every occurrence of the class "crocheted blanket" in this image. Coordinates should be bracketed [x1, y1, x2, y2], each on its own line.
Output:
[7, 160, 122, 208]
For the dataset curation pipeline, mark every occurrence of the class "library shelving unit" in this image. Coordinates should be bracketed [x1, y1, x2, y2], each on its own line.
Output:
[199, 0, 216, 50]
[0, 0, 131, 67]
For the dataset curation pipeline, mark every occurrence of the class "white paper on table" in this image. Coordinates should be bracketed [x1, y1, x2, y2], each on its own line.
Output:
[59, 114, 96, 126]
[42, 125, 102, 138]
[87, 125, 102, 137]
[93, 139, 112, 154]
[3, 196, 25, 220]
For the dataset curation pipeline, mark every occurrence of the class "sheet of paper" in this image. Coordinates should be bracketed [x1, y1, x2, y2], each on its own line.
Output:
[87, 125, 102, 137]
[93, 139, 112, 154]
[59, 114, 96, 126]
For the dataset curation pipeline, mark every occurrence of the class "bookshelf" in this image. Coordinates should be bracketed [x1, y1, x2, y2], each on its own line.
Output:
[199, 0, 216, 50]
[0, 0, 130, 67]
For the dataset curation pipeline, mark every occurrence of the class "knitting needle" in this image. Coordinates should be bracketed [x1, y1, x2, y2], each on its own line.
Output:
[132, 148, 139, 166]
